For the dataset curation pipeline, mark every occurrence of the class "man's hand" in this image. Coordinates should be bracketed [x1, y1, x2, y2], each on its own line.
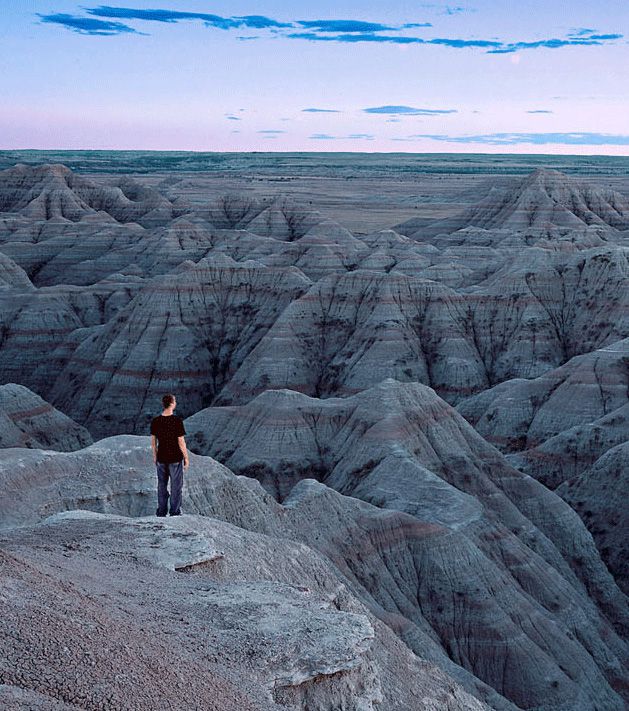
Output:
[183, 457, 189, 470]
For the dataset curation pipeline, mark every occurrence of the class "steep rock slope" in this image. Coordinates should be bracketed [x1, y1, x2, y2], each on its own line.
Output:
[557, 442, 629, 595]
[462, 246, 629, 380]
[185, 381, 629, 709]
[219, 252, 629, 407]
[508, 403, 629, 490]
[457, 342, 629, 595]
[0, 163, 175, 226]
[396, 168, 629, 238]
[47, 256, 311, 436]
[0, 275, 144, 394]
[218, 270, 486, 404]
[0, 250, 33, 290]
[0, 383, 92, 450]
[203, 193, 325, 239]
[456, 339, 629, 452]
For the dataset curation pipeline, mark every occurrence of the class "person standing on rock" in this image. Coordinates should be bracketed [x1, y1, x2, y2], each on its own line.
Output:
[150, 393, 189, 517]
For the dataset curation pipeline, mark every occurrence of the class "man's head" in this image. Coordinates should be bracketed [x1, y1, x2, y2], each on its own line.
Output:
[162, 393, 176, 411]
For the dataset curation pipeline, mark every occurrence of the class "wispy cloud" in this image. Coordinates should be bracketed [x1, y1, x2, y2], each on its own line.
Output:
[302, 108, 341, 113]
[419, 4, 475, 15]
[408, 132, 629, 145]
[296, 20, 394, 33]
[443, 6, 473, 15]
[37, 7, 623, 55]
[567, 28, 622, 41]
[283, 30, 618, 52]
[37, 12, 141, 35]
[86, 6, 291, 29]
[487, 33, 623, 53]
[527, 110, 553, 114]
[309, 133, 375, 140]
[258, 129, 286, 134]
[364, 105, 457, 115]
[285, 32, 427, 44]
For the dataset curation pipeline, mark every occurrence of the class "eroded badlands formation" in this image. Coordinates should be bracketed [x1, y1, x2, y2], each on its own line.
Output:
[0, 162, 627, 710]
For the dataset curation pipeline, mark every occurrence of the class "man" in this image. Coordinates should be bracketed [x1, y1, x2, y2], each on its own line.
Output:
[150, 393, 189, 517]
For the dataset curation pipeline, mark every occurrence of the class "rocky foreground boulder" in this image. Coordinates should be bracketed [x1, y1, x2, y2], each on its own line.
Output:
[1, 510, 492, 711]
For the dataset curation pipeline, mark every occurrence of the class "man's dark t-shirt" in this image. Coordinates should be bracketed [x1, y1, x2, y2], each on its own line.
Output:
[151, 415, 186, 463]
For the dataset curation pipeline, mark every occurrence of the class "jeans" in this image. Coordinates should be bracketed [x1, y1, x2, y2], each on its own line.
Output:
[156, 460, 184, 516]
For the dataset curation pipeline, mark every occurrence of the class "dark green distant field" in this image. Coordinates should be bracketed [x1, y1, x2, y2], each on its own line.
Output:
[1, 150, 628, 176]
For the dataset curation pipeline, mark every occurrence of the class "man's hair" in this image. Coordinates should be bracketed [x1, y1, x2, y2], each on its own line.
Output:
[162, 393, 176, 409]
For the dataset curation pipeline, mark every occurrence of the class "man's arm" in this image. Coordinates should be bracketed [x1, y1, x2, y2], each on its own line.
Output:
[178, 436, 189, 469]
[151, 434, 157, 463]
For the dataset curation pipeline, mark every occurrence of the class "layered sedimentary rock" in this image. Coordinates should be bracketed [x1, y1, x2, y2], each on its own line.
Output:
[456, 339, 629, 453]
[218, 270, 484, 403]
[0, 163, 175, 226]
[1, 161, 628, 710]
[186, 381, 628, 709]
[0, 383, 92, 450]
[0, 274, 144, 394]
[508, 403, 629, 490]
[0, 440, 489, 711]
[456, 341, 629, 598]
[0, 433, 626, 710]
[557, 442, 629, 594]
[47, 256, 310, 437]
[219, 247, 629, 405]
[396, 168, 629, 238]
[0, 250, 33, 290]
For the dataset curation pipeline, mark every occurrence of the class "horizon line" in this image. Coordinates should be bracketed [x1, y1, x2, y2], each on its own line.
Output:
[2, 148, 629, 158]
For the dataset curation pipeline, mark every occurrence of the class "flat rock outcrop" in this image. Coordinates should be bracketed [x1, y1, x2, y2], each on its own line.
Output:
[0, 503, 488, 710]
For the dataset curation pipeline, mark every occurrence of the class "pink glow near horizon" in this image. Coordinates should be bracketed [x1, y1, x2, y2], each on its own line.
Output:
[1, 1, 627, 155]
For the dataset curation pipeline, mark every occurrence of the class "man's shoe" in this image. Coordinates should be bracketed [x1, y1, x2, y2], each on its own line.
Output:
[156, 512, 167, 517]
[169, 511, 181, 516]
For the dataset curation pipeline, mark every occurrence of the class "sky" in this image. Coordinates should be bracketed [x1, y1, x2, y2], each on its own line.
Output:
[1, 1, 628, 153]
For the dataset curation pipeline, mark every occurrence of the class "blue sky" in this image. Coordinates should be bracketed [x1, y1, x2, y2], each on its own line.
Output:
[1, 1, 628, 153]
